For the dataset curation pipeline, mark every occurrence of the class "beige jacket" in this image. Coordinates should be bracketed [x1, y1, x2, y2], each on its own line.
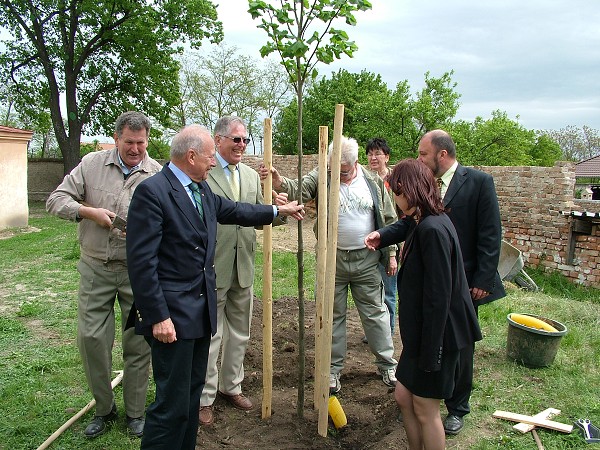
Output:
[46, 148, 162, 263]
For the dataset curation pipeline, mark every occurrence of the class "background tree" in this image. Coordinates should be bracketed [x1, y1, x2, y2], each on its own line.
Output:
[175, 44, 292, 152]
[0, 0, 223, 174]
[547, 125, 600, 161]
[249, 0, 372, 416]
[274, 69, 460, 160]
[274, 68, 388, 154]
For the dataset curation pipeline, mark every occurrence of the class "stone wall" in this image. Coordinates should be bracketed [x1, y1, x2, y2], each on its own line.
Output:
[27, 157, 600, 287]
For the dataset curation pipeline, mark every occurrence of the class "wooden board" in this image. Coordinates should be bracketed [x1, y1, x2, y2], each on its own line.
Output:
[514, 408, 561, 433]
[493, 410, 573, 433]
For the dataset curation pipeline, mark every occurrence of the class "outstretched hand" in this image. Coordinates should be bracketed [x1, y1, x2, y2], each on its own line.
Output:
[272, 190, 304, 221]
[364, 231, 381, 251]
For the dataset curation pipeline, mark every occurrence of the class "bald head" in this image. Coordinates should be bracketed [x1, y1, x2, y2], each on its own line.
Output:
[170, 124, 216, 182]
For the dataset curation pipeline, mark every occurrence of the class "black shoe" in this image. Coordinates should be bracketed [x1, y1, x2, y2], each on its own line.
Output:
[126, 415, 145, 437]
[443, 414, 464, 435]
[84, 403, 117, 438]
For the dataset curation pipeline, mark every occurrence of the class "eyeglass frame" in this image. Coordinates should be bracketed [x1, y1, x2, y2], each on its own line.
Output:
[219, 134, 250, 145]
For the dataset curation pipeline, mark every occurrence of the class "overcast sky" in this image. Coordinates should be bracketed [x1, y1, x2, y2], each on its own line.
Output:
[212, 0, 600, 131]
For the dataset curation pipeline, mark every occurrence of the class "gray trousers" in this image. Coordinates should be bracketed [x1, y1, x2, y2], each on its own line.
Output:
[77, 256, 151, 417]
[330, 248, 397, 374]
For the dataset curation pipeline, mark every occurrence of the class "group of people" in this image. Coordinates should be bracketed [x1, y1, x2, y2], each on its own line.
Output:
[47, 110, 504, 450]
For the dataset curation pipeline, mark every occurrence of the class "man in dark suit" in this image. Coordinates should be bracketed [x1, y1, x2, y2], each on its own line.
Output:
[126, 124, 304, 450]
[417, 129, 506, 435]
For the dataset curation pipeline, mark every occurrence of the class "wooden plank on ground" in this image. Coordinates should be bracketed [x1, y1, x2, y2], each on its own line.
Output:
[493, 410, 573, 433]
[514, 408, 561, 433]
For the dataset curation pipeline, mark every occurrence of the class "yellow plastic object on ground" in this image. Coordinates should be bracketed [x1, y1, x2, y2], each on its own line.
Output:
[328, 396, 347, 429]
[509, 313, 558, 332]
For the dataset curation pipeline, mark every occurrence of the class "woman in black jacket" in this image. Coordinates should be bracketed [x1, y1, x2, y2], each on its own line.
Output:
[365, 159, 481, 450]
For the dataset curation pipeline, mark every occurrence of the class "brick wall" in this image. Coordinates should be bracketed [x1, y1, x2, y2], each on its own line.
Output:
[28, 157, 600, 287]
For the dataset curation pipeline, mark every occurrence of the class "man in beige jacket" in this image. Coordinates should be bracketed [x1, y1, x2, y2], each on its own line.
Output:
[46, 111, 162, 438]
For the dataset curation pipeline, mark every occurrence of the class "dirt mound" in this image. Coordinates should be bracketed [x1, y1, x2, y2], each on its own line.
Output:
[197, 298, 407, 449]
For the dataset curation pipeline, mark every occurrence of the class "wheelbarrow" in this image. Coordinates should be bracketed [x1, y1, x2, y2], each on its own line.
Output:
[498, 240, 538, 291]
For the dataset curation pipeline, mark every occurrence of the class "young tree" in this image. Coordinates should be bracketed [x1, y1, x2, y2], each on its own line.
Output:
[249, 0, 372, 415]
[0, 0, 222, 174]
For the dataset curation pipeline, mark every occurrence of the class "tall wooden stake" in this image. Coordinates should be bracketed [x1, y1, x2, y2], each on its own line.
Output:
[313, 126, 329, 407]
[262, 118, 274, 419]
[317, 104, 344, 437]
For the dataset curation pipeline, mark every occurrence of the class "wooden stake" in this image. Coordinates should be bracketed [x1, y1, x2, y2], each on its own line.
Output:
[531, 429, 545, 450]
[317, 104, 344, 437]
[313, 126, 329, 408]
[36, 371, 124, 450]
[493, 410, 573, 433]
[262, 118, 274, 419]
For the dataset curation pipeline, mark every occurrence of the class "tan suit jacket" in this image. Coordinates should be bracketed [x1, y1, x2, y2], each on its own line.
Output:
[207, 162, 270, 289]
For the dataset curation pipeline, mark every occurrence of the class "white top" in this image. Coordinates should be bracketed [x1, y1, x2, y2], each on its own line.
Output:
[337, 168, 375, 250]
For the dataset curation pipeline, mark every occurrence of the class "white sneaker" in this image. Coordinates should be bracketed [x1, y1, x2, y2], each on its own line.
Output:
[378, 367, 397, 387]
[329, 373, 341, 394]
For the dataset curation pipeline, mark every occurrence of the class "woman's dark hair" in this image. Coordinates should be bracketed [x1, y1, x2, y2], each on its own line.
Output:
[388, 159, 444, 221]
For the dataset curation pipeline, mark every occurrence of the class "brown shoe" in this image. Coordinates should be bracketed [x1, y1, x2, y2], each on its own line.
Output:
[199, 406, 214, 425]
[218, 392, 253, 411]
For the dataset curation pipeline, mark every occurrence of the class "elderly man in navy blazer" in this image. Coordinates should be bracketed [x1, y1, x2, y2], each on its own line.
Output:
[417, 129, 505, 435]
[126, 124, 304, 450]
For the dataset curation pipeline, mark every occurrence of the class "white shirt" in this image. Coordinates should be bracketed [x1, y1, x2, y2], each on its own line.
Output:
[337, 168, 375, 250]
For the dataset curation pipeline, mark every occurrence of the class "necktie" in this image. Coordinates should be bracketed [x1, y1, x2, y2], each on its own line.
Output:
[188, 182, 204, 220]
[436, 177, 443, 192]
[228, 164, 239, 201]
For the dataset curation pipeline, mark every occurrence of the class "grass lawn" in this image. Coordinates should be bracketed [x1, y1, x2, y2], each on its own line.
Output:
[0, 202, 598, 449]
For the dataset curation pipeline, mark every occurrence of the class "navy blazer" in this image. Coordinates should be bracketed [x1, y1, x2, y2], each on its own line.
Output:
[380, 214, 482, 372]
[126, 163, 274, 340]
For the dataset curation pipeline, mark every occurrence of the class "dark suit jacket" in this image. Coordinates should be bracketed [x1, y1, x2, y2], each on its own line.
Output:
[443, 164, 505, 304]
[380, 214, 482, 372]
[126, 163, 275, 340]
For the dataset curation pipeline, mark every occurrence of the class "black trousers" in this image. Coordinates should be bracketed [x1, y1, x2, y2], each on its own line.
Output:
[444, 342, 474, 417]
[141, 336, 210, 450]
[445, 302, 479, 417]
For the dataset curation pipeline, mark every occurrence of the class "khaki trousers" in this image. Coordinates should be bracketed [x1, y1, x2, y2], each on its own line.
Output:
[200, 260, 253, 406]
[77, 256, 151, 417]
[330, 248, 397, 374]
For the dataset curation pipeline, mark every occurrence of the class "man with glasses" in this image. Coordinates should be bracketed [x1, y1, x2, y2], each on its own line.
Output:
[126, 124, 304, 449]
[259, 136, 398, 394]
[199, 116, 281, 425]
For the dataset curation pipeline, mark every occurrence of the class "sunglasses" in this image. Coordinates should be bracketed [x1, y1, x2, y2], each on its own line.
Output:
[221, 135, 250, 145]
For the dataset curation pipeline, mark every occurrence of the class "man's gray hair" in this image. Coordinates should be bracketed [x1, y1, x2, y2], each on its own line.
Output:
[214, 116, 247, 137]
[329, 136, 359, 166]
[170, 124, 212, 160]
[115, 111, 151, 137]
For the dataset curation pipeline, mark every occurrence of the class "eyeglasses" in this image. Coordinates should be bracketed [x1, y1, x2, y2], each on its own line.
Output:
[220, 135, 250, 145]
[368, 151, 386, 158]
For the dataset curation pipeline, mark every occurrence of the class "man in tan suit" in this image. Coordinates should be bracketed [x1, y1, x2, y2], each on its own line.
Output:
[199, 116, 280, 425]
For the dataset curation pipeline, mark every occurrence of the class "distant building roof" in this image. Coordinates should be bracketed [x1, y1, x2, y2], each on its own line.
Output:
[0, 125, 33, 134]
[575, 154, 600, 178]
